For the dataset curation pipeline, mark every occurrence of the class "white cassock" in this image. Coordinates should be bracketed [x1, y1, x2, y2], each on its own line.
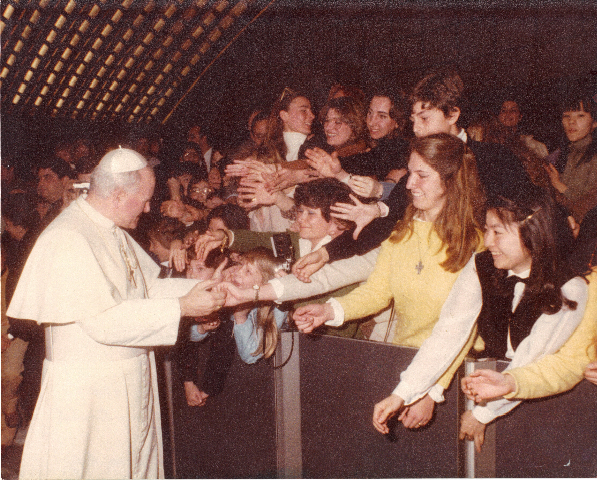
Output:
[7, 197, 198, 479]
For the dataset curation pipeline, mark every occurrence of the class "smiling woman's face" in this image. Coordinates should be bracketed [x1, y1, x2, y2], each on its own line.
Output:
[405, 152, 446, 222]
[324, 108, 353, 147]
[367, 96, 397, 140]
[280, 96, 315, 135]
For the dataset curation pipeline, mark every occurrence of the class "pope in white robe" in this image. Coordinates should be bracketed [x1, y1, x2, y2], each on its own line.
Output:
[7, 148, 225, 479]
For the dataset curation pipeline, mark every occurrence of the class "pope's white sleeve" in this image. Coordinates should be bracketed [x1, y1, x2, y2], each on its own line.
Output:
[392, 256, 482, 405]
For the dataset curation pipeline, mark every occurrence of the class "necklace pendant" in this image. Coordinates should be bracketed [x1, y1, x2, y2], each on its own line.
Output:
[415, 260, 424, 275]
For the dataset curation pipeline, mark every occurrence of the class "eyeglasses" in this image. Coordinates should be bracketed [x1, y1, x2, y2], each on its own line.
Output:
[190, 186, 213, 195]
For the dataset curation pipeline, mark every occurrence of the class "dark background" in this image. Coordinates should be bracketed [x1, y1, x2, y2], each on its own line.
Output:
[3, 0, 597, 174]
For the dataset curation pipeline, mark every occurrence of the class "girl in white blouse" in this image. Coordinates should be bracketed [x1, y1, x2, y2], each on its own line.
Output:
[372, 190, 588, 450]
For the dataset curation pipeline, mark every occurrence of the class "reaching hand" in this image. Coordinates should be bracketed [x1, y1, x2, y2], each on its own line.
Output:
[179, 279, 226, 317]
[194, 229, 227, 261]
[292, 303, 334, 333]
[237, 179, 278, 207]
[214, 281, 254, 308]
[348, 175, 383, 199]
[291, 248, 330, 282]
[544, 163, 567, 193]
[584, 362, 597, 385]
[398, 394, 435, 429]
[270, 168, 321, 191]
[331, 194, 381, 240]
[372, 394, 405, 434]
[461, 369, 516, 402]
[459, 410, 486, 452]
[305, 148, 343, 178]
[161, 199, 186, 219]
[169, 240, 187, 273]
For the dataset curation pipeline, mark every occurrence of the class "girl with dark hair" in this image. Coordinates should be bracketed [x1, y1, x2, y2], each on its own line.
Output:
[370, 189, 587, 451]
[546, 95, 597, 223]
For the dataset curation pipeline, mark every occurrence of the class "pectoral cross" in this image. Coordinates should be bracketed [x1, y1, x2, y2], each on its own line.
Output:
[415, 260, 424, 275]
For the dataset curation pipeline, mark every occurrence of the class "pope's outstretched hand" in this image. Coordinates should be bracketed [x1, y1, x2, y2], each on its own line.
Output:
[179, 279, 226, 317]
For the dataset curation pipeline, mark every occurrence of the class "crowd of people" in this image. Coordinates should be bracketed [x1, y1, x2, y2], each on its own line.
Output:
[1, 69, 596, 477]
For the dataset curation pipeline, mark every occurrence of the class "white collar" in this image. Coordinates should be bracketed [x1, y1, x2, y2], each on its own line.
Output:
[456, 128, 468, 143]
[76, 196, 116, 231]
[508, 268, 530, 279]
[283, 132, 308, 161]
[298, 235, 332, 257]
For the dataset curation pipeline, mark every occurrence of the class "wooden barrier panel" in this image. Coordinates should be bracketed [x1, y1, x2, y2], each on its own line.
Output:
[465, 359, 597, 478]
[166, 332, 597, 478]
[297, 333, 460, 478]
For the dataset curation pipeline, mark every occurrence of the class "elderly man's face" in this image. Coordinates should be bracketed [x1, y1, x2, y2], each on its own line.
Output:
[116, 167, 155, 229]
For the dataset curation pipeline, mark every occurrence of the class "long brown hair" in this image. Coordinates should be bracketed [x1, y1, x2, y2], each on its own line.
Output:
[242, 248, 286, 359]
[390, 133, 484, 272]
[264, 88, 309, 163]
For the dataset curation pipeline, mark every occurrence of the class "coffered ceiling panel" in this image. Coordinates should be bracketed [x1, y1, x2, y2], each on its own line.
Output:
[0, 0, 262, 124]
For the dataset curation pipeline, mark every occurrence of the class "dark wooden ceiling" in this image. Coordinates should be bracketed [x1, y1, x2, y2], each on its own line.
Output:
[0, 0, 266, 124]
[1, 0, 596, 148]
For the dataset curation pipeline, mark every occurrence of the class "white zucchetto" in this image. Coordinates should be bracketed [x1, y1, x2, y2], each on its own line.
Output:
[96, 146, 148, 174]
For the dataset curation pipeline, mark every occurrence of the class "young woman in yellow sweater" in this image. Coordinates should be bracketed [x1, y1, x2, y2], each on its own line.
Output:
[293, 132, 484, 429]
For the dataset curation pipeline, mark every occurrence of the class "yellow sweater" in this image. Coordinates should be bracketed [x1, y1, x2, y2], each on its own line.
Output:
[337, 219, 479, 390]
[506, 269, 597, 399]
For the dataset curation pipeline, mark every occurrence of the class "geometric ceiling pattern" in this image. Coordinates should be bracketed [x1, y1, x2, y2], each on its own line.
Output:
[0, 0, 264, 124]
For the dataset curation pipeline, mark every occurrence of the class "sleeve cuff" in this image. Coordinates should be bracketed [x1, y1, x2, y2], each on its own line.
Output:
[268, 278, 284, 303]
[325, 298, 345, 327]
[472, 405, 497, 425]
[380, 182, 396, 201]
[428, 385, 445, 403]
[189, 324, 210, 342]
[377, 201, 389, 218]
[502, 372, 519, 399]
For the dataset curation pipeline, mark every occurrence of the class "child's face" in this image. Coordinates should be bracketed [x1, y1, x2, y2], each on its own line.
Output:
[484, 210, 532, 274]
[186, 259, 215, 281]
[232, 260, 263, 289]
